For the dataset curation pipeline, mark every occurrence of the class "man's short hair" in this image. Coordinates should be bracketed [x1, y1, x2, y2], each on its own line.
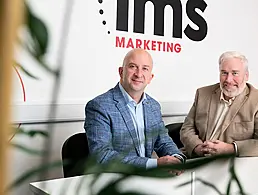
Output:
[219, 51, 248, 71]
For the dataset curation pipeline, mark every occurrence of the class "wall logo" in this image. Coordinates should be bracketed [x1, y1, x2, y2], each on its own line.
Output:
[98, 0, 208, 53]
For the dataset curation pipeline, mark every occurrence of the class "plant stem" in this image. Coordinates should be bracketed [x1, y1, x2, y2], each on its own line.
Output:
[38, 0, 75, 181]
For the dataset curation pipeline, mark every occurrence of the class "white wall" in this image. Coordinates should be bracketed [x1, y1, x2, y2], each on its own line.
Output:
[12, 0, 258, 123]
[9, 0, 258, 195]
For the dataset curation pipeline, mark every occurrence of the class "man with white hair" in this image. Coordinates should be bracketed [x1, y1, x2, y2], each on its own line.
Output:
[180, 51, 258, 158]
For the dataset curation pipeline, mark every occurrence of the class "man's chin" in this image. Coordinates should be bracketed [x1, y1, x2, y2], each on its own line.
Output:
[131, 83, 144, 89]
[222, 88, 239, 98]
[130, 86, 144, 92]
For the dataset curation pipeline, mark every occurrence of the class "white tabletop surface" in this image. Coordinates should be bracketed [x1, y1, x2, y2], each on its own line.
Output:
[30, 157, 258, 195]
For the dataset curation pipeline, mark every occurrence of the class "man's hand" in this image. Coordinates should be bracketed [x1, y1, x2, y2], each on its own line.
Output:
[157, 155, 184, 176]
[157, 155, 180, 166]
[203, 140, 235, 155]
[193, 144, 207, 156]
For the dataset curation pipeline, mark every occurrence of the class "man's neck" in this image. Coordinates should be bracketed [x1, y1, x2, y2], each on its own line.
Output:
[130, 93, 143, 104]
[119, 83, 144, 104]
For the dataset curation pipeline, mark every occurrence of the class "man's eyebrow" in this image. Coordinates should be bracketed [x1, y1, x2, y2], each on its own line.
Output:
[127, 63, 151, 68]
[128, 62, 137, 65]
[220, 69, 240, 72]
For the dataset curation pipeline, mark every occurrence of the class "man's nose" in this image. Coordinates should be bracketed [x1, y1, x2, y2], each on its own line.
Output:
[134, 69, 143, 77]
[225, 73, 233, 82]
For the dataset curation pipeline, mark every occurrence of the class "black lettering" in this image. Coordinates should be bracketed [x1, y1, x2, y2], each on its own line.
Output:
[116, 0, 129, 31]
[184, 0, 208, 41]
[134, 0, 182, 38]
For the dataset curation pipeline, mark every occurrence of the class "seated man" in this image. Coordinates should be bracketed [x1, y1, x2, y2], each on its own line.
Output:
[84, 48, 185, 171]
[180, 51, 258, 158]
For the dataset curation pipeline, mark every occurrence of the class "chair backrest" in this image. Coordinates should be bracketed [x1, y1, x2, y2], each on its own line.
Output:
[61, 132, 89, 177]
[165, 122, 184, 149]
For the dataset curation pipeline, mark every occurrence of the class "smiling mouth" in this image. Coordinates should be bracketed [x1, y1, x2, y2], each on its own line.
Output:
[132, 79, 143, 83]
[223, 84, 238, 91]
[224, 83, 237, 87]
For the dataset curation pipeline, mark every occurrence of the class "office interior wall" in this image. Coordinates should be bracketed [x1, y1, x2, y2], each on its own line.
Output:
[12, 0, 258, 123]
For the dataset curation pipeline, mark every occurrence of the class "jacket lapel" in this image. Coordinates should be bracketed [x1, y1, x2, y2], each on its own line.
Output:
[113, 84, 141, 155]
[220, 86, 249, 135]
[206, 87, 221, 140]
[143, 98, 155, 157]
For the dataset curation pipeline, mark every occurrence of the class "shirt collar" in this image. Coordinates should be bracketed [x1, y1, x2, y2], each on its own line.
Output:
[119, 82, 146, 105]
[220, 91, 235, 106]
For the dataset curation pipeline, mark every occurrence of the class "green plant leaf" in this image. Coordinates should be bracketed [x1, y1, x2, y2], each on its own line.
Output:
[13, 127, 48, 138]
[82, 155, 234, 195]
[96, 175, 127, 195]
[158, 154, 234, 172]
[226, 177, 232, 195]
[197, 178, 224, 195]
[177, 178, 223, 195]
[14, 62, 39, 79]
[118, 193, 149, 195]
[18, 129, 48, 138]
[228, 158, 247, 195]
[22, 38, 56, 74]
[11, 143, 46, 155]
[25, 2, 48, 57]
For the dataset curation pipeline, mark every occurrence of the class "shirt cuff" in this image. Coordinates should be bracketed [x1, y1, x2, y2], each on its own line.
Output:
[232, 141, 239, 156]
[172, 154, 185, 163]
[146, 159, 157, 169]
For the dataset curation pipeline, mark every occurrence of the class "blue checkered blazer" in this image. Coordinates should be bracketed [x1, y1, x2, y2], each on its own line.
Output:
[84, 83, 183, 168]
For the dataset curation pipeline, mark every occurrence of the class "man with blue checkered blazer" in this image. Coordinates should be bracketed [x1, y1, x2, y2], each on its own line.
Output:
[84, 49, 185, 173]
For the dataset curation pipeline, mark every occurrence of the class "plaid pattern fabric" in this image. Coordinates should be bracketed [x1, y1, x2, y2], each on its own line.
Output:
[84, 83, 183, 168]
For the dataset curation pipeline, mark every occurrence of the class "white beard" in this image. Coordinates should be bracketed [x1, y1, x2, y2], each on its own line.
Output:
[220, 83, 246, 98]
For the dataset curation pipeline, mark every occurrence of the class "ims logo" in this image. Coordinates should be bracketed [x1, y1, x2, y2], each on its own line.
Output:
[116, 0, 208, 41]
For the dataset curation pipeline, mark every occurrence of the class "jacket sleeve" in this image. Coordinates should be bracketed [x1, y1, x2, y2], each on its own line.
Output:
[180, 89, 203, 157]
[84, 100, 148, 168]
[154, 124, 186, 159]
[151, 102, 186, 160]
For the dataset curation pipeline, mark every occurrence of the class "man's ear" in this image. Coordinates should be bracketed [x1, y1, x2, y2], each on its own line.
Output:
[148, 73, 154, 84]
[245, 71, 249, 81]
[118, 67, 123, 78]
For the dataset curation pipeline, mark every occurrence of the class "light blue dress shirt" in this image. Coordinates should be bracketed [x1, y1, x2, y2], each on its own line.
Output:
[119, 83, 157, 169]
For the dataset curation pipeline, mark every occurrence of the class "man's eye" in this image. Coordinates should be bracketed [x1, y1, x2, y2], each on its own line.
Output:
[232, 72, 238, 76]
[221, 72, 228, 75]
[143, 67, 149, 71]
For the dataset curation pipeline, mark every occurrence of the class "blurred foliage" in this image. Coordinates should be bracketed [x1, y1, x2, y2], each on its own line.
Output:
[8, 160, 64, 190]
[26, 2, 48, 57]
[14, 0, 55, 80]
[13, 126, 48, 138]
[9, 1, 249, 195]
[9, 0, 56, 190]
[64, 154, 247, 195]
[11, 143, 46, 155]
[11, 0, 52, 141]
[14, 62, 38, 79]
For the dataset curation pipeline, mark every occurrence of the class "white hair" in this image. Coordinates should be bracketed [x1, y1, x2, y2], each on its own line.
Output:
[219, 51, 248, 71]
